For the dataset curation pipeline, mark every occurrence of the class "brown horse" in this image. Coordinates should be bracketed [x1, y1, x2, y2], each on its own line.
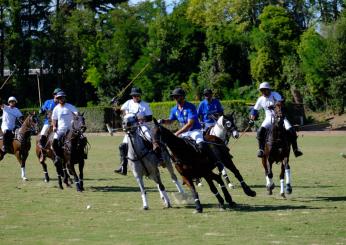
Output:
[36, 113, 88, 191]
[0, 113, 39, 180]
[152, 118, 236, 213]
[261, 102, 292, 197]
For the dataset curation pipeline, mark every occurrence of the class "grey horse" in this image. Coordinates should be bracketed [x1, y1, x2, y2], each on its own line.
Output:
[123, 114, 172, 210]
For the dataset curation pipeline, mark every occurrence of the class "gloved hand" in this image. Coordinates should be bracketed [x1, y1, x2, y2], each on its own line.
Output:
[248, 119, 255, 127]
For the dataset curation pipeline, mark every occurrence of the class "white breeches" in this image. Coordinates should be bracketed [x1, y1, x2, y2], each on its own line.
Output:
[180, 129, 204, 144]
[261, 117, 292, 130]
[53, 128, 68, 140]
[40, 124, 50, 136]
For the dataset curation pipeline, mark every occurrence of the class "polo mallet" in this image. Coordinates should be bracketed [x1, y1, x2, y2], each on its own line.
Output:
[0, 64, 17, 90]
[36, 71, 42, 107]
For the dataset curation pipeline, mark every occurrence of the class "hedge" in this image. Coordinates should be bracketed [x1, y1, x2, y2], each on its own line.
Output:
[19, 100, 303, 132]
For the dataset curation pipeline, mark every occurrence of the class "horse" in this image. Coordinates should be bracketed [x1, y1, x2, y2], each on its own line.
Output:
[261, 102, 292, 197]
[152, 119, 237, 213]
[0, 113, 39, 180]
[63, 113, 88, 192]
[206, 113, 256, 197]
[123, 114, 171, 210]
[36, 113, 88, 191]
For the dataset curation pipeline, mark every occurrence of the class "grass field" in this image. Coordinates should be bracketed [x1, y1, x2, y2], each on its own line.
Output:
[0, 132, 345, 245]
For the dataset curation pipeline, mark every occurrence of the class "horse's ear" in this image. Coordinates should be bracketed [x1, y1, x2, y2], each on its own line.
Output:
[231, 111, 234, 117]
[81, 112, 84, 116]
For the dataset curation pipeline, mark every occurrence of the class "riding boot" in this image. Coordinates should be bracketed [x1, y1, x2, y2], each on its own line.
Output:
[2, 131, 12, 154]
[114, 143, 128, 175]
[52, 138, 62, 158]
[38, 135, 47, 149]
[287, 127, 303, 157]
[256, 127, 267, 158]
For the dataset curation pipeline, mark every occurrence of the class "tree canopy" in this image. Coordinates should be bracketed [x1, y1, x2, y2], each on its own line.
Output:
[0, 0, 345, 113]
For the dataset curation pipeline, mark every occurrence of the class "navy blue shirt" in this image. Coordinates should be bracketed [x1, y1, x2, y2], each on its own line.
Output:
[197, 99, 224, 124]
[169, 101, 201, 131]
[40, 99, 58, 125]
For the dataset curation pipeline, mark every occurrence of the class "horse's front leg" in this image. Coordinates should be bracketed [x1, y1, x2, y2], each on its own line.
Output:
[209, 172, 236, 209]
[279, 160, 286, 198]
[182, 175, 203, 213]
[15, 150, 28, 181]
[262, 157, 275, 195]
[283, 157, 292, 195]
[223, 157, 256, 197]
[154, 175, 172, 208]
[135, 176, 149, 210]
[67, 160, 81, 192]
[165, 160, 184, 193]
[78, 159, 85, 191]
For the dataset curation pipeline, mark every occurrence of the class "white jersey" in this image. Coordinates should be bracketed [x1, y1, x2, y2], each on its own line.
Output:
[121, 99, 152, 119]
[253, 91, 283, 119]
[52, 103, 78, 133]
[1, 105, 23, 132]
[254, 91, 292, 130]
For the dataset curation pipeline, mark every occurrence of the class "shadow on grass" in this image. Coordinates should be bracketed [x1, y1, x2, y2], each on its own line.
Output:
[250, 184, 334, 189]
[233, 203, 319, 212]
[314, 196, 346, 202]
[88, 185, 157, 193]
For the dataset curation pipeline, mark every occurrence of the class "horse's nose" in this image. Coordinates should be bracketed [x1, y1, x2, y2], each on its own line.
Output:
[233, 130, 239, 139]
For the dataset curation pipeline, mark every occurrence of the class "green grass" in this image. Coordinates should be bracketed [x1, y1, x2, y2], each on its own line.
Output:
[0, 134, 345, 245]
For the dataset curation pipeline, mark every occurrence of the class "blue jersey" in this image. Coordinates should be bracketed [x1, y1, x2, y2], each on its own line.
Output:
[169, 101, 201, 131]
[197, 99, 224, 124]
[40, 99, 58, 125]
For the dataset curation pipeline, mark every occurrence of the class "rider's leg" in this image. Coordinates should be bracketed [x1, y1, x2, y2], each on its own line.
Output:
[287, 126, 303, 157]
[2, 130, 13, 153]
[38, 124, 49, 149]
[114, 142, 128, 175]
[256, 127, 267, 158]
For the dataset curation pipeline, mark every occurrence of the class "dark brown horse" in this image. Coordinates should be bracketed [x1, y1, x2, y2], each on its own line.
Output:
[152, 119, 236, 213]
[261, 102, 292, 197]
[36, 113, 88, 191]
[0, 113, 39, 180]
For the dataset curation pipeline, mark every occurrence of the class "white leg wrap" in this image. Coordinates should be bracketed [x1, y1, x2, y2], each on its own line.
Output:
[173, 180, 185, 193]
[280, 179, 284, 194]
[141, 193, 148, 208]
[221, 169, 227, 175]
[266, 176, 272, 186]
[285, 169, 291, 184]
[21, 167, 26, 178]
[161, 190, 171, 207]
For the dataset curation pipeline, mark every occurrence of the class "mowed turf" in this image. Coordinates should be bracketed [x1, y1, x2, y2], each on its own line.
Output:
[0, 133, 345, 245]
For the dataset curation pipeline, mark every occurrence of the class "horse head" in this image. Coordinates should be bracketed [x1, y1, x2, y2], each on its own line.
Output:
[72, 112, 86, 134]
[122, 113, 138, 134]
[20, 112, 39, 135]
[221, 112, 239, 139]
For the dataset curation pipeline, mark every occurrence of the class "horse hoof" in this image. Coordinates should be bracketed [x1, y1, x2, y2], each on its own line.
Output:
[193, 209, 203, 214]
[281, 193, 286, 198]
[165, 203, 172, 208]
[218, 204, 226, 211]
[286, 184, 292, 194]
[228, 183, 235, 189]
[242, 183, 257, 197]
[143, 206, 149, 210]
[22, 177, 28, 181]
[228, 202, 237, 209]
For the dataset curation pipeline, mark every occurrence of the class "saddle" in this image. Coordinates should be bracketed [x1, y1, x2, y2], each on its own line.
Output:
[182, 137, 200, 152]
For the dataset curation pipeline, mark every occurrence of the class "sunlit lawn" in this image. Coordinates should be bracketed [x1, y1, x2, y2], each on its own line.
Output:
[0, 133, 345, 245]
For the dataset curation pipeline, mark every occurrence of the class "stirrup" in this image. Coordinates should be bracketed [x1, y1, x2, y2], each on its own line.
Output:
[257, 149, 264, 158]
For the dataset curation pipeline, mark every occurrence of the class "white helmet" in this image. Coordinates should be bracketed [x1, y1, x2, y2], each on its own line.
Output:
[8, 96, 17, 103]
[259, 82, 271, 90]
